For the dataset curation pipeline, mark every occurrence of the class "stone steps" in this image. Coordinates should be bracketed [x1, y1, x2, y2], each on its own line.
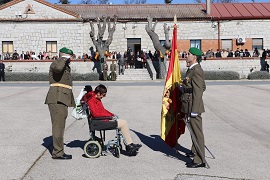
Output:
[116, 68, 152, 81]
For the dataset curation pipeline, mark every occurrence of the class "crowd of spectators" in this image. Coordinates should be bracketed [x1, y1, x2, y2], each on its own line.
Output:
[0, 50, 58, 60]
[180, 48, 269, 59]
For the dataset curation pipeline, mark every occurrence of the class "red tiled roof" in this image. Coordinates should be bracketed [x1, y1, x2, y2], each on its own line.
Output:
[0, 0, 80, 19]
[204, 3, 270, 20]
[57, 4, 210, 21]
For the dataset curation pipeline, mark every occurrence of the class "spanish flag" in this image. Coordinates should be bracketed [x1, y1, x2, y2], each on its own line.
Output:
[161, 21, 185, 148]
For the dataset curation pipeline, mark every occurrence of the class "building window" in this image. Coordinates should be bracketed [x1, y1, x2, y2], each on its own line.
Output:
[46, 41, 57, 53]
[190, 40, 201, 50]
[2, 41, 14, 53]
[160, 40, 165, 47]
[252, 38, 263, 50]
[221, 39, 232, 51]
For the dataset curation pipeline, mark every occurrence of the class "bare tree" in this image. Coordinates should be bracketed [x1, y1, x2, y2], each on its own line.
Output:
[124, 0, 146, 4]
[145, 16, 171, 79]
[165, 0, 172, 3]
[194, 0, 237, 2]
[89, 15, 117, 63]
[0, 0, 11, 5]
[81, 0, 109, 4]
[59, 0, 70, 4]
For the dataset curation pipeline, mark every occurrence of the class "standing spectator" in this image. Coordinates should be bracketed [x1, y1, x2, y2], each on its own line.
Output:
[127, 47, 132, 58]
[253, 47, 260, 57]
[118, 56, 125, 75]
[182, 47, 206, 168]
[102, 61, 108, 81]
[148, 50, 153, 60]
[45, 47, 75, 160]
[1, 52, 5, 60]
[110, 60, 117, 81]
[0, 60, 5, 81]
[265, 61, 269, 72]
[128, 52, 135, 69]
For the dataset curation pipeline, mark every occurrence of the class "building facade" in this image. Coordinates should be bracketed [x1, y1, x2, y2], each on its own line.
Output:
[0, 1, 269, 57]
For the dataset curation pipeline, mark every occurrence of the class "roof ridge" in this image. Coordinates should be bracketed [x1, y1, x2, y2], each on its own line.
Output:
[0, 0, 24, 10]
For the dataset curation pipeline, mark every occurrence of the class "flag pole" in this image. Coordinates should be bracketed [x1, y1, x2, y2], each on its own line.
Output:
[173, 14, 178, 155]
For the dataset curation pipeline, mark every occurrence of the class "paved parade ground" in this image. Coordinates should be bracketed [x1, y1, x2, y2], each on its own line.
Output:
[0, 80, 270, 180]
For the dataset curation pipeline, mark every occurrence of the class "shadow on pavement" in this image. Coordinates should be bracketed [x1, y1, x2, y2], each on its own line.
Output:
[66, 140, 87, 149]
[42, 136, 53, 155]
[131, 129, 192, 163]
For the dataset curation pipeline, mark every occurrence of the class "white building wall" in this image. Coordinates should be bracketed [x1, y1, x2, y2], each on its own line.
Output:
[218, 20, 270, 48]
[0, 21, 83, 56]
[0, 0, 76, 19]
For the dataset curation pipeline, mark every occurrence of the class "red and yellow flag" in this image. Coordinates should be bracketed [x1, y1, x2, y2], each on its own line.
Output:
[161, 22, 185, 148]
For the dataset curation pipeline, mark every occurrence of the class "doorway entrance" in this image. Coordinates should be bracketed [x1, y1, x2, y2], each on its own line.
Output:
[127, 38, 141, 55]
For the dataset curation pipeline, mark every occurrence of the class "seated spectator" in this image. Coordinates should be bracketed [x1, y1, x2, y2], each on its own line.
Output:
[221, 49, 228, 58]
[244, 49, 251, 57]
[239, 49, 244, 58]
[227, 50, 234, 57]
[5, 51, 10, 60]
[38, 52, 44, 60]
[12, 50, 19, 60]
[81, 84, 142, 156]
[215, 49, 222, 58]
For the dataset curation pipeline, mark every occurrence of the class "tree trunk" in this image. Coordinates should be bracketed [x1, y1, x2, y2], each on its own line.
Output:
[89, 15, 117, 64]
[145, 16, 171, 79]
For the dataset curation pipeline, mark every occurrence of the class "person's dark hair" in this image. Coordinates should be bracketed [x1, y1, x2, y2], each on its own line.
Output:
[94, 84, 107, 94]
[196, 55, 202, 63]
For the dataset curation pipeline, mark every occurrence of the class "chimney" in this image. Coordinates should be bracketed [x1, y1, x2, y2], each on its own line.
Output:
[206, 0, 211, 15]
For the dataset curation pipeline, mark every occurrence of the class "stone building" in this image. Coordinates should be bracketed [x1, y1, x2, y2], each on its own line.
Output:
[0, 0, 269, 57]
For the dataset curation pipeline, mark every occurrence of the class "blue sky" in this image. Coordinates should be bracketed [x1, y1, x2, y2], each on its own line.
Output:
[47, 0, 270, 4]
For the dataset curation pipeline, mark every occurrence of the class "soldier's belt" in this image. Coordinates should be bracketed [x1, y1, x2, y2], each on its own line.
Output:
[183, 88, 192, 93]
[50, 83, 72, 90]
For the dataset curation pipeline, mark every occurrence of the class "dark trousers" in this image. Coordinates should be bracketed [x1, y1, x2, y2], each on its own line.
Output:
[48, 103, 68, 158]
[190, 114, 205, 163]
[0, 71, 5, 81]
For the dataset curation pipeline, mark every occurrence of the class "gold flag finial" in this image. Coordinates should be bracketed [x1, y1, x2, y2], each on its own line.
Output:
[174, 15, 177, 24]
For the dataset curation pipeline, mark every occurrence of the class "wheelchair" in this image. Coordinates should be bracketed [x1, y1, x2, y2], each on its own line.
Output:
[82, 103, 125, 158]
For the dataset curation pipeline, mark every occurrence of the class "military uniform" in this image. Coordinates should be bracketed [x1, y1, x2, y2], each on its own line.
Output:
[110, 62, 117, 81]
[102, 62, 108, 81]
[45, 48, 75, 158]
[181, 48, 206, 165]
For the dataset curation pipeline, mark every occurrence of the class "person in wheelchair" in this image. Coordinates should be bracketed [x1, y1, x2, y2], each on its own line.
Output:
[81, 84, 142, 156]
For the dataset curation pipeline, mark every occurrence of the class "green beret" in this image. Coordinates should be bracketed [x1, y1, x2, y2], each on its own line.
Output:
[189, 47, 202, 56]
[59, 47, 73, 55]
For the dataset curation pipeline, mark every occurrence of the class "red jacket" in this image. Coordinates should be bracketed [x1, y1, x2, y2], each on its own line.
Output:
[84, 91, 114, 118]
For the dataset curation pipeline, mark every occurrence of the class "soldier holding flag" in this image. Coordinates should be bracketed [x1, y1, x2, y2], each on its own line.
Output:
[182, 47, 206, 168]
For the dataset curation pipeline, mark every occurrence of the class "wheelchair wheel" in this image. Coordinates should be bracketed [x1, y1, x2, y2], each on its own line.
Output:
[113, 146, 120, 158]
[84, 141, 102, 158]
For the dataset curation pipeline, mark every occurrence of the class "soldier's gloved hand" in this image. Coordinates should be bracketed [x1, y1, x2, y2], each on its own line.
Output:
[190, 112, 198, 118]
